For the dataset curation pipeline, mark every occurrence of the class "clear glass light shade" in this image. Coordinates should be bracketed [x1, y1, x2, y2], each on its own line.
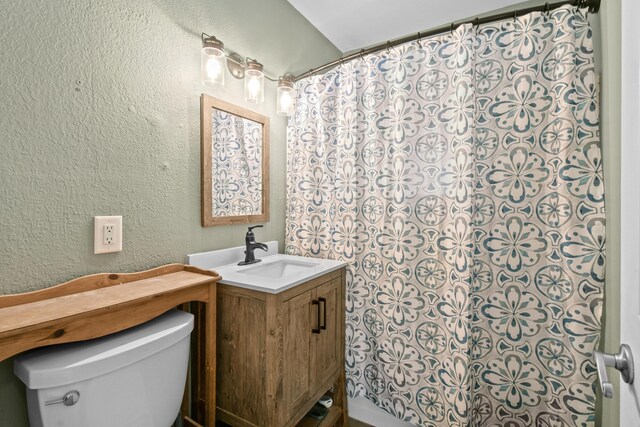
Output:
[277, 79, 295, 116]
[244, 61, 264, 104]
[201, 45, 225, 86]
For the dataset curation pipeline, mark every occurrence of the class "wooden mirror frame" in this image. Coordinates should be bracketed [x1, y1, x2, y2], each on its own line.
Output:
[200, 95, 270, 227]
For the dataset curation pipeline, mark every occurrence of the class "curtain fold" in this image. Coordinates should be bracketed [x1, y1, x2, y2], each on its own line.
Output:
[286, 6, 604, 426]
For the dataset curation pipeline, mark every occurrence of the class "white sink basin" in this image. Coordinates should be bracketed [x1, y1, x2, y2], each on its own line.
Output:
[238, 259, 319, 279]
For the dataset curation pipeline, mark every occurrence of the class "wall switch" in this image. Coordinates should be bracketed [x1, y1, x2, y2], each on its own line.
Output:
[94, 216, 123, 254]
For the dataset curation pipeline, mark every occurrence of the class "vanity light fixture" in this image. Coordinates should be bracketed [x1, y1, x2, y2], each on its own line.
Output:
[227, 52, 246, 79]
[200, 33, 295, 115]
[277, 75, 295, 116]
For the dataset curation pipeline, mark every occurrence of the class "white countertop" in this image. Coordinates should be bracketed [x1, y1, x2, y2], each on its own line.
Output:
[187, 245, 346, 294]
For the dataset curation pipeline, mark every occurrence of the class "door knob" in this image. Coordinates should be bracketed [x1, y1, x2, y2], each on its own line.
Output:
[593, 344, 634, 398]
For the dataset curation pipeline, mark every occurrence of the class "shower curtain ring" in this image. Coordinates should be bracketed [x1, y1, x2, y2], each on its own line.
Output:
[416, 31, 421, 45]
[359, 49, 365, 60]
[545, 2, 551, 18]
[450, 23, 454, 36]
[514, 10, 518, 22]
[386, 41, 391, 53]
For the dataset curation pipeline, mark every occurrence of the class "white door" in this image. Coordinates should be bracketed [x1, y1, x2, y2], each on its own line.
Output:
[620, 0, 640, 421]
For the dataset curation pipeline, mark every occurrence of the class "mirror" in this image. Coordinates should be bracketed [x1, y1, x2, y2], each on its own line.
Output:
[201, 95, 270, 226]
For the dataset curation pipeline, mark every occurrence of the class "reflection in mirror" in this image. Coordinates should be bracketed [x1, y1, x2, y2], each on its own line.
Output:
[201, 95, 270, 226]
[211, 108, 262, 216]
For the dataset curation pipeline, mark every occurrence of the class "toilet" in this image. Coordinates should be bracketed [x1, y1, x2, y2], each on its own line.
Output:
[14, 309, 194, 427]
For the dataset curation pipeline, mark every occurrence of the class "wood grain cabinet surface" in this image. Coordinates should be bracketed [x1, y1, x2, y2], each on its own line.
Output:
[215, 268, 348, 427]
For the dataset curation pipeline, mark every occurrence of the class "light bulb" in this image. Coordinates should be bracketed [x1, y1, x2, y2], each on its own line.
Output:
[280, 91, 291, 110]
[206, 57, 222, 80]
[248, 78, 260, 98]
[277, 76, 295, 116]
[244, 60, 264, 103]
[201, 35, 225, 86]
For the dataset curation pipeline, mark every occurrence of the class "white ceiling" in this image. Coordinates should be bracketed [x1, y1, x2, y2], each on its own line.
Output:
[288, 0, 530, 53]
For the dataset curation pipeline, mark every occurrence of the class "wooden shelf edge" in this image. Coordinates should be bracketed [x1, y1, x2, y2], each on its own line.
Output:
[0, 263, 220, 309]
[183, 416, 204, 427]
[296, 405, 343, 427]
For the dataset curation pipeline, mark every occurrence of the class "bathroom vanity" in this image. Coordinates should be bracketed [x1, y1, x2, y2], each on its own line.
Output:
[189, 250, 348, 427]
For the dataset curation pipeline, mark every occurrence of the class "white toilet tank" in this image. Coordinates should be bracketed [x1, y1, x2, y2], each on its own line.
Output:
[14, 309, 194, 427]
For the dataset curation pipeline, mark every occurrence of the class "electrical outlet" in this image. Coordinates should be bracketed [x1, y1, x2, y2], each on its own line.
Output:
[103, 224, 115, 245]
[94, 216, 122, 254]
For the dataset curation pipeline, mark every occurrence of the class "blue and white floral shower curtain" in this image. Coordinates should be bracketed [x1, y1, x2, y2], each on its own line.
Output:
[286, 6, 604, 426]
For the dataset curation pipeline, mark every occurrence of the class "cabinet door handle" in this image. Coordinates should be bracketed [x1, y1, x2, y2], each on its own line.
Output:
[319, 297, 327, 330]
[312, 300, 321, 334]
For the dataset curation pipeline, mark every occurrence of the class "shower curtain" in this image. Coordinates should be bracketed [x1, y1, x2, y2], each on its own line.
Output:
[286, 6, 604, 427]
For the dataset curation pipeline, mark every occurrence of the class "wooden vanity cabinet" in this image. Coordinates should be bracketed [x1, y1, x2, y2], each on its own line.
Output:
[215, 268, 347, 427]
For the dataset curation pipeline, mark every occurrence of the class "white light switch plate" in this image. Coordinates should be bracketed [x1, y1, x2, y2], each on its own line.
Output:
[94, 216, 123, 254]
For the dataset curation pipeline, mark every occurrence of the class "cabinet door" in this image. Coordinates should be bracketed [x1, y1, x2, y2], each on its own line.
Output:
[314, 277, 343, 384]
[282, 290, 314, 419]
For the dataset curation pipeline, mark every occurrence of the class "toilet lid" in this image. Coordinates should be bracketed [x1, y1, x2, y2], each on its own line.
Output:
[14, 309, 193, 389]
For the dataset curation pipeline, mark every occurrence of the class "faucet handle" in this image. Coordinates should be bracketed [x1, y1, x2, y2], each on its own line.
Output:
[248, 225, 263, 232]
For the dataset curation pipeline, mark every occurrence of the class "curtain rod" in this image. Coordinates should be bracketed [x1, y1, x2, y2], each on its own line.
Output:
[294, 0, 600, 82]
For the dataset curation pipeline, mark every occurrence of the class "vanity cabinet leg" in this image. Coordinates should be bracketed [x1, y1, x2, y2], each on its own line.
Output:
[334, 370, 349, 427]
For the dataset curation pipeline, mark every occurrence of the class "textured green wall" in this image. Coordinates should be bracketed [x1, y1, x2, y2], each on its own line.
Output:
[0, 0, 339, 425]
[0, 0, 338, 293]
[600, 0, 622, 425]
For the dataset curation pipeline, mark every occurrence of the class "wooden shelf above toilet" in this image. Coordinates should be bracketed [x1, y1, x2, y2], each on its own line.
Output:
[0, 263, 220, 427]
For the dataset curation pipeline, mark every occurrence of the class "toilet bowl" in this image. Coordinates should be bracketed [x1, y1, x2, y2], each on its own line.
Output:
[14, 309, 193, 427]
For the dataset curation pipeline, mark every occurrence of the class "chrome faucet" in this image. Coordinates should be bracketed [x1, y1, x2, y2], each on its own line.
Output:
[238, 225, 268, 266]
